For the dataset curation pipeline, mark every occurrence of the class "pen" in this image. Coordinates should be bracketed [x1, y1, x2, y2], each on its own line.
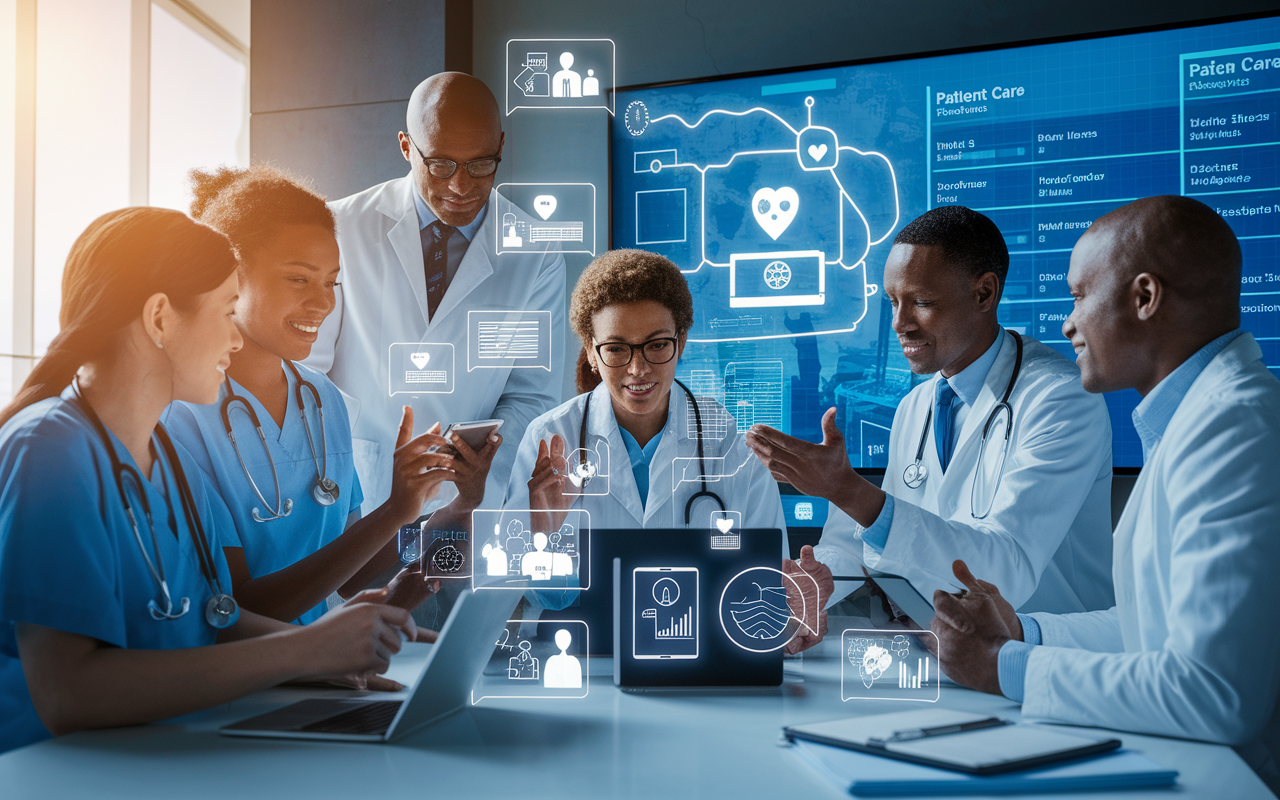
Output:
[868, 717, 1009, 745]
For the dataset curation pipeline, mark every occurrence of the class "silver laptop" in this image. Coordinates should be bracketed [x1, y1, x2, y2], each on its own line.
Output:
[220, 589, 517, 742]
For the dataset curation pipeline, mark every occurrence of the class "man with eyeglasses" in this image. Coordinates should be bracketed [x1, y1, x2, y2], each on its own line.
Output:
[307, 72, 566, 545]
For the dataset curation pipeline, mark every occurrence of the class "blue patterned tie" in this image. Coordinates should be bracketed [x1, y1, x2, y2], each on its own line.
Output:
[422, 220, 453, 321]
[934, 378, 958, 473]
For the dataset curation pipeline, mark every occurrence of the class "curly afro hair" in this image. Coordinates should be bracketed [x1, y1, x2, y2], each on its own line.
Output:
[570, 249, 694, 393]
[188, 163, 334, 260]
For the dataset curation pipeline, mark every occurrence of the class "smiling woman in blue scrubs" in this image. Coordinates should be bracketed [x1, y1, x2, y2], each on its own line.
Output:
[162, 166, 500, 626]
[0, 208, 415, 753]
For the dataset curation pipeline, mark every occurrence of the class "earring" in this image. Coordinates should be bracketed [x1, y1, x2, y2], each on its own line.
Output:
[154, 340, 164, 350]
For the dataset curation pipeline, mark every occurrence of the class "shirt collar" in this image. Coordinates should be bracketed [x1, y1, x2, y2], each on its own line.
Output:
[1132, 328, 1244, 459]
[411, 177, 487, 242]
[619, 426, 664, 468]
[944, 329, 1005, 407]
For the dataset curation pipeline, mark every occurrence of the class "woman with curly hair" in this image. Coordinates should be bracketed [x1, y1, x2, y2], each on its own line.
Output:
[161, 165, 499, 631]
[502, 249, 785, 538]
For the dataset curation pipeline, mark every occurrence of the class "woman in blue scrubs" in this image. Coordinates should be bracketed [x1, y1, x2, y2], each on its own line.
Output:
[162, 165, 499, 625]
[0, 208, 416, 753]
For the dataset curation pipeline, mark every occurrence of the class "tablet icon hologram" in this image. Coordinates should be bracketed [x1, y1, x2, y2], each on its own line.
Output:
[634, 567, 699, 660]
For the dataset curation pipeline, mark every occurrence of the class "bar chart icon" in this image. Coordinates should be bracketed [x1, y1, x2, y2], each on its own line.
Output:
[840, 629, 940, 703]
[655, 606, 694, 639]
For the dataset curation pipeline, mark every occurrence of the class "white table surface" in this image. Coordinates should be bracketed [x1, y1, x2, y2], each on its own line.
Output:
[0, 618, 1272, 800]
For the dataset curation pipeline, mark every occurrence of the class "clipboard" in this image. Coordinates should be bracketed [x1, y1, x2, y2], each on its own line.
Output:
[784, 709, 1122, 776]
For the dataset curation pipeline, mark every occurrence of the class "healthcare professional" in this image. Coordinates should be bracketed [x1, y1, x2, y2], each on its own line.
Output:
[504, 249, 786, 543]
[163, 165, 498, 626]
[305, 71, 566, 516]
[931, 197, 1280, 794]
[0, 209, 414, 754]
[747, 206, 1114, 616]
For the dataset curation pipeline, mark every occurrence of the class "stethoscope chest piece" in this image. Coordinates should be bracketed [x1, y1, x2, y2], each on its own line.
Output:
[205, 593, 239, 629]
[312, 478, 340, 506]
[903, 462, 928, 489]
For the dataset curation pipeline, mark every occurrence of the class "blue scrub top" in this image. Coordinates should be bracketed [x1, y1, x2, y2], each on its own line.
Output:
[162, 362, 363, 625]
[0, 386, 238, 754]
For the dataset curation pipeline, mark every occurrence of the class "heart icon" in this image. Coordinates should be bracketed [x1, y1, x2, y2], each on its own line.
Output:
[533, 195, 557, 220]
[751, 187, 799, 241]
[807, 143, 828, 162]
[715, 517, 734, 533]
[410, 352, 430, 369]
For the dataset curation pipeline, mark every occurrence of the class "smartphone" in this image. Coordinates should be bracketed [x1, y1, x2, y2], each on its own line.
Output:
[430, 418, 504, 454]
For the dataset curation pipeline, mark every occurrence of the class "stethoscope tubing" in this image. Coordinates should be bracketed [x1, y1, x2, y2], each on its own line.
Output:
[579, 377, 726, 525]
[902, 331, 1024, 518]
[219, 361, 335, 522]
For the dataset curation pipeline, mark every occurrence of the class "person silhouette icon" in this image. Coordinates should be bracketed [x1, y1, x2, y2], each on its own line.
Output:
[583, 68, 600, 97]
[544, 629, 582, 688]
[482, 537, 508, 576]
[552, 52, 582, 98]
[521, 532, 555, 581]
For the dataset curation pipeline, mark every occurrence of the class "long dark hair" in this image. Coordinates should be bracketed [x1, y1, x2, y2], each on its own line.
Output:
[0, 207, 238, 430]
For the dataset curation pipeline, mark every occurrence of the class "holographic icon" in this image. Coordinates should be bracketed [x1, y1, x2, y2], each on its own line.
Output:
[431, 544, 465, 574]
[543, 629, 583, 689]
[508, 640, 540, 680]
[751, 187, 799, 240]
[841, 629, 939, 702]
[728, 582, 790, 640]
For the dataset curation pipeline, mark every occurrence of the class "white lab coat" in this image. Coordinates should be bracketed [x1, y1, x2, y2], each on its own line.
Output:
[1019, 333, 1280, 790]
[306, 175, 566, 514]
[816, 331, 1114, 613]
[504, 382, 786, 547]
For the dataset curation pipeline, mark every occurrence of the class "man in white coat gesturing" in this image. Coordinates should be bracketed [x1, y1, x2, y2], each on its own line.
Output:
[931, 196, 1280, 794]
[307, 73, 566, 517]
[748, 206, 1115, 619]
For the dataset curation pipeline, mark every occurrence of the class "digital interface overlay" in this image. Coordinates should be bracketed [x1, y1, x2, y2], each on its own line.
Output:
[612, 14, 1280, 472]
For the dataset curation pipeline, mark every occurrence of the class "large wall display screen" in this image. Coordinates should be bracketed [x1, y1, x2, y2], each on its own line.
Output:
[611, 13, 1280, 485]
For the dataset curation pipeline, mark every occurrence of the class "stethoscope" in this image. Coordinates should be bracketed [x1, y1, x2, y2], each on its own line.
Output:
[580, 378, 726, 525]
[73, 380, 239, 629]
[902, 331, 1023, 521]
[219, 360, 339, 522]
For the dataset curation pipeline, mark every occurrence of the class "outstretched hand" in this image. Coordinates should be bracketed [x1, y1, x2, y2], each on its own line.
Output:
[929, 560, 1016, 695]
[745, 408, 861, 504]
[528, 434, 574, 534]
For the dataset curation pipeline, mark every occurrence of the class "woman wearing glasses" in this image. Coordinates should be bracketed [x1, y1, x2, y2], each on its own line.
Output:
[161, 165, 500, 628]
[503, 249, 785, 538]
[0, 209, 414, 753]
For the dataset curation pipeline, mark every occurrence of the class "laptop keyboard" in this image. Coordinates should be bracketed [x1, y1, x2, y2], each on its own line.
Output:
[299, 700, 402, 735]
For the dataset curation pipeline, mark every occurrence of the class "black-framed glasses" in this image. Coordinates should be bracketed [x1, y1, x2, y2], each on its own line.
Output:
[594, 337, 679, 369]
[404, 132, 501, 179]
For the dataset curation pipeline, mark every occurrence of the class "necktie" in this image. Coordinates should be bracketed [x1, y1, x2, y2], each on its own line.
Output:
[934, 378, 958, 473]
[422, 220, 453, 321]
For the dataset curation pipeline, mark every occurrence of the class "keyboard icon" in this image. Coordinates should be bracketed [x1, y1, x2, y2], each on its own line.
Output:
[405, 370, 447, 384]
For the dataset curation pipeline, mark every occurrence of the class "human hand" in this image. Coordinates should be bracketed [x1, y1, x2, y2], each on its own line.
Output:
[387, 407, 456, 526]
[299, 589, 416, 682]
[929, 560, 1014, 695]
[443, 428, 502, 512]
[383, 565, 442, 614]
[784, 546, 833, 654]
[528, 434, 574, 534]
[745, 408, 860, 503]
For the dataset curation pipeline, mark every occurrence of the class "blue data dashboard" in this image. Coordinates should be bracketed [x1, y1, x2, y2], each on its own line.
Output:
[611, 13, 1280, 501]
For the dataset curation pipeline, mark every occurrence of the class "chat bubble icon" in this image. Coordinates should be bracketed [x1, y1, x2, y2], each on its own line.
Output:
[467, 310, 552, 372]
[840, 629, 940, 703]
[388, 342, 454, 395]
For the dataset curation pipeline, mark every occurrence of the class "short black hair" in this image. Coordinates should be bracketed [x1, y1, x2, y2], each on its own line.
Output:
[893, 206, 1009, 294]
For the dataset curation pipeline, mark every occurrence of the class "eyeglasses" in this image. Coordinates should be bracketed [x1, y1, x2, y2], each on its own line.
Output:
[594, 337, 679, 369]
[404, 132, 501, 179]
